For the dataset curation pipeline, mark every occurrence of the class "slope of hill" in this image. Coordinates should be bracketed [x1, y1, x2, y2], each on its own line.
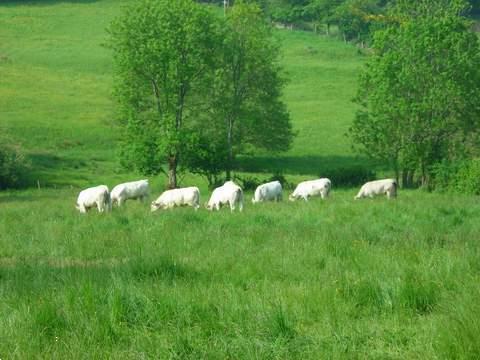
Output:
[0, 0, 366, 188]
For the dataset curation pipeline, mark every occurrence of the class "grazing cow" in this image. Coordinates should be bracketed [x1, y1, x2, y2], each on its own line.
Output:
[76, 185, 111, 213]
[289, 178, 331, 202]
[151, 187, 200, 212]
[206, 181, 243, 212]
[111, 179, 149, 207]
[355, 179, 397, 200]
[252, 180, 282, 203]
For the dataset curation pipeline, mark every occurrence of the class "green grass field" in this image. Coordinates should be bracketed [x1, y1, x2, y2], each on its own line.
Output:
[0, 0, 366, 187]
[1, 0, 480, 358]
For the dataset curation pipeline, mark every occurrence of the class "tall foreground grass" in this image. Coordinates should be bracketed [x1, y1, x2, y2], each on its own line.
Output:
[1, 189, 480, 358]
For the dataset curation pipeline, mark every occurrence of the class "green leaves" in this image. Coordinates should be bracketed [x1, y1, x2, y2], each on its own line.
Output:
[350, 0, 480, 186]
[109, 0, 292, 186]
[109, 0, 220, 187]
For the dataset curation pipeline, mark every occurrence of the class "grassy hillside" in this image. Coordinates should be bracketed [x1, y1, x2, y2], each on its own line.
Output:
[0, 0, 365, 188]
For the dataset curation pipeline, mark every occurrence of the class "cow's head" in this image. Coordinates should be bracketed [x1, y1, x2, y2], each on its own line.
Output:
[150, 201, 162, 212]
[288, 194, 296, 202]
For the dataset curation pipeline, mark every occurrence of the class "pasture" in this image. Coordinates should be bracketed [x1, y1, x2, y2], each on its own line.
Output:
[1, 0, 480, 358]
[1, 188, 480, 358]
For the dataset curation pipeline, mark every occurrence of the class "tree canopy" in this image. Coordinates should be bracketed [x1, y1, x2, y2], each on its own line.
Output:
[350, 0, 480, 187]
[109, 0, 219, 188]
[110, 0, 292, 188]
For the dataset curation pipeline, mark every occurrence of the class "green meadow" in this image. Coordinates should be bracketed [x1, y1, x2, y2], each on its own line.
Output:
[1, 0, 480, 358]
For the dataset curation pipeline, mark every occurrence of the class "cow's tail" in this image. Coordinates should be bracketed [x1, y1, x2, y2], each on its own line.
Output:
[391, 179, 398, 198]
[325, 179, 332, 197]
[236, 188, 244, 212]
[105, 190, 112, 212]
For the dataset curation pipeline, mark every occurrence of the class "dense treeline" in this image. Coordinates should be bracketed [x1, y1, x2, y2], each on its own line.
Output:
[198, 0, 480, 46]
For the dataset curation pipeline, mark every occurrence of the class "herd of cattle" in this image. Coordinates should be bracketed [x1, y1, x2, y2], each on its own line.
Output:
[75, 178, 398, 214]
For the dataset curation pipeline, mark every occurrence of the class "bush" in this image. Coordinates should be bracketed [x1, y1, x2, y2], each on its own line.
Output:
[453, 159, 480, 195]
[234, 175, 261, 191]
[0, 143, 29, 189]
[430, 161, 458, 192]
[267, 171, 294, 190]
[431, 159, 480, 195]
[321, 165, 376, 187]
[236, 172, 295, 191]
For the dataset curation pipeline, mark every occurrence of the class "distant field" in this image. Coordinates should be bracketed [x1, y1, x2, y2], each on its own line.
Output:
[0, 0, 366, 188]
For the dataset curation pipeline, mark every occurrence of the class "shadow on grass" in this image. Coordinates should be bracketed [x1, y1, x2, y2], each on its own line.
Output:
[26, 152, 93, 187]
[28, 152, 87, 171]
[0, 193, 49, 203]
[0, 256, 202, 288]
[237, 155, 378, 175]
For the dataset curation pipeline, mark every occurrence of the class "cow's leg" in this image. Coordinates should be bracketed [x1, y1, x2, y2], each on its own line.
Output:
[79, 204, 87, 214]
[97, 201, 105, 213]
[303, 195, 309, 202]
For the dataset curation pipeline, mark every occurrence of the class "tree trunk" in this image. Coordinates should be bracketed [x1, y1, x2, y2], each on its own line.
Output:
[402, 169, 415, 188]
[420, 162, 429, 188]
[402, 169, 408, 188]
[226, 116, 234, 181]
[407, 170, 415, 188]
[393, 159, 400, 185]
[168, 155, 177, 189]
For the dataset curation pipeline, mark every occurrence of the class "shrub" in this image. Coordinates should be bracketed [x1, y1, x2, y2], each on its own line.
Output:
[0, 143, 29, 189]
[267, 171, 294, 190]
[321, 165, 376, 187]
[431, 159, 480, 195]
[453, 159, 480, 195]
[430, 161, 459, 192]
[234, 175, 261, 191]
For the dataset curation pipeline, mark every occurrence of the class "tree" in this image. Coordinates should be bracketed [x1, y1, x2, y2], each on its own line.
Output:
[212, 1, 293, 180]
[109, 0, 219, 188]
[350, 0, 480, 187]
[335, 0, 384, 45]
[304, 0, 345, 34]
[266, 0, 310, 24]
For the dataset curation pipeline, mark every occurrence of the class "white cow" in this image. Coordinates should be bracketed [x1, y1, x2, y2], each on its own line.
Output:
[206, 181, 243, 212]
[252, 180, 282, 203]
[151, 187, 200, 212]
[111, 179, 149, 207]
[76, 185, 111, 213]
[289, 178, 331, 201]
[355, 179, 397, 200]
